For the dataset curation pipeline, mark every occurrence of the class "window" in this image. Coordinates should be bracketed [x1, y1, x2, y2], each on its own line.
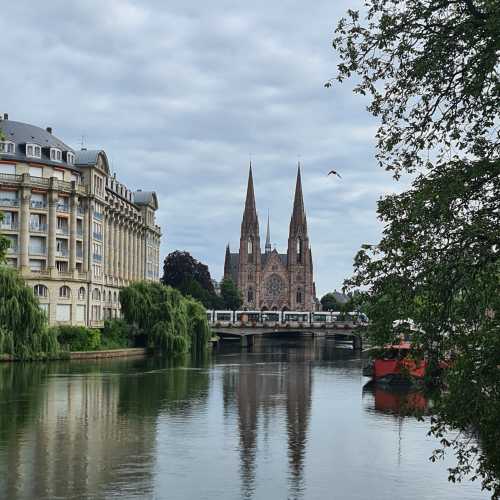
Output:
[297, 238, 303, 264]
[108, 291, 112, 302]
[29, 259, 45, 272]
[56, 304, 71, 322]
[247, 288, 254, 302]
[34, 284, 48, 297]
[93, 174, 104, 196]
[93, 264, 102, 277]
[0, 164, 15, 174]
[26, 144, 41, 159]
[52, 169, 64, 180]
[114, 291, 117, 303]
[39, 303, 49, 316]
[59, 286, 71, 298]
[92, 288, 101, 301]
[30, 192, 46, 208]
[296, 289, 303, 304]
[92, 305, 101, 321]
[50, 148, 62, 162]
[78, 287, 86, 300]
[29, 236, 46, 255]
[76, 305, 86, 322]
[29, 166, 43, 177]
[56, 261, 68, 272]
[0, 141, 15, 154]
[93, 222, 102, 240]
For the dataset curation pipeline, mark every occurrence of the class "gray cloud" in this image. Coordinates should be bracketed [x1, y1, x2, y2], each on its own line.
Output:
[1, 0, 405, 296]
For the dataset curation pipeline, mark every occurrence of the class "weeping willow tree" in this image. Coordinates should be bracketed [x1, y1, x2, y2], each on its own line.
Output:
[0, 267, 59, 359]
[120, 282, 211, 355]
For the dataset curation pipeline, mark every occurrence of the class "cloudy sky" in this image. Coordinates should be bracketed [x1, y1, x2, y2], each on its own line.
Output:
[1, 0, 408, 296]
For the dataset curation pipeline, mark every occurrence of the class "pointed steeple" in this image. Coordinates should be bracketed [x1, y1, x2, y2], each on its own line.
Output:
[224, 243, 232, 278]
[241, 163, 259, 231]
[265, 210, 271, 254]
[290, 162, 307, 234]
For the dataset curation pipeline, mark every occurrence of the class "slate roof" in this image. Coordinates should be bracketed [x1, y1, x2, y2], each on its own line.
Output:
[0, 119, 76, 168]
[75, 149, 102, 166]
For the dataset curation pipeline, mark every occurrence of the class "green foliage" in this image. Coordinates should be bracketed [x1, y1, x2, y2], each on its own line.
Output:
[333, 0, 500, 494]
[220, 277, 242, 310]
[0, 213, 10, 263]
[320, 293, 343, 311]
[330, 0, 499, 177]
[0, 266, 58, 359]
[55, 325, 101, 352]
[162, 250, 221, 308]
[120, 281, 211, 355]
[101, 319, 132, 349]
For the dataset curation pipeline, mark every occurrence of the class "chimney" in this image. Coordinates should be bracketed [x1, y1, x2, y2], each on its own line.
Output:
[46, 127, 52, 134]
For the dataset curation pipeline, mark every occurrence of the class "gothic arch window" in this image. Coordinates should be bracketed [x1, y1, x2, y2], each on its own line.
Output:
[247, 288, 254, 302]
[297, 238, 303, 264]
[78, 287, 86, 300]
[247, 237, 253, 263]
[92, 288, 101, 301]
[296, 288, 303, 304]
[59, 286, 71, 298]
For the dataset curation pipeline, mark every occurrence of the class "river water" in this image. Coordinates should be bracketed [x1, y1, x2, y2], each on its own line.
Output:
[0, 337, 488, 500]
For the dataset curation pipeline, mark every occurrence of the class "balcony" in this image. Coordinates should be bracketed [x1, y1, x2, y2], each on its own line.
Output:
[29, 248, 47, 256]
[56, 249, 69, 258]
[93, 211, 104, 221]
[76, 228, 84, 238]
[93, 254, 103, 262]
[7, 245, 18, 254]
[56, 203, 69, 213]
[56, 227, 69, 236]
[76, 249, 84, 259]
[30, 200, 47, 209]
[93, 232, 103, 241]
[30, 223, 47, 233]
[0, 198, 19, 207]
[0, 221, 18, 230]
[77, 206, 85, 216]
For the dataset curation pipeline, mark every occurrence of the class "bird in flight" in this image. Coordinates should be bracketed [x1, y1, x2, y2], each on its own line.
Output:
[328, 170, 342, 179]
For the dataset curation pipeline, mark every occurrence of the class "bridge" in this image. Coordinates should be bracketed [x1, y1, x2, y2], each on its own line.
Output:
[211, 326, 364, 350]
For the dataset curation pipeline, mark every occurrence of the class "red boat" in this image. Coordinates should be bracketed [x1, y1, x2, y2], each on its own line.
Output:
[363, 342, 427, 384]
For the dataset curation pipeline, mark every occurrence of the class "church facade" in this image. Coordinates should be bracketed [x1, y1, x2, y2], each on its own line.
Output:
[224, 165, 317, 311]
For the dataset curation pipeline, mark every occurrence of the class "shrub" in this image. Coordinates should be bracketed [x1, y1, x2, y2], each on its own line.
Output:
[101, 319, 131, 349]
[56, 325, 101, 351]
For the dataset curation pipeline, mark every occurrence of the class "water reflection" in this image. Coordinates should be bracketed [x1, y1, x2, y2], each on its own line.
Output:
[0, 356, 209, 500]
[0, 339, 488, 500]
[362, 382, 429, 416]
[220, 339, 315, 499]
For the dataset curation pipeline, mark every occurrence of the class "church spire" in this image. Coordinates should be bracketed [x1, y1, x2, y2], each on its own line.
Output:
[290, 162, 307, 234]
[265, 210, 271, 254]
[241, 162, 259, 231]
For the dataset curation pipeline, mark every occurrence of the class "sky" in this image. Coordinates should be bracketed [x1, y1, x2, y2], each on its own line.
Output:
[1, 0, 409, 297]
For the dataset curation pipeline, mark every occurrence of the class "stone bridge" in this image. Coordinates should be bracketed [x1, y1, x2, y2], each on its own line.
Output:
[211, 326, 363, 350]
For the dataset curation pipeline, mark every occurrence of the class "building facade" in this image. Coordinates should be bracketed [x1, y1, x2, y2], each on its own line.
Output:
[224, 165, 317, 311]
[0, 114, 161, 327]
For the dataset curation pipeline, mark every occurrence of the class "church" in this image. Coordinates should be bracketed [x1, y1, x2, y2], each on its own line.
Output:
[224, 164, 317, 311]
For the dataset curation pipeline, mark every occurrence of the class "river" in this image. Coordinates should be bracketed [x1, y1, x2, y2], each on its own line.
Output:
[0, 337, 488, 500]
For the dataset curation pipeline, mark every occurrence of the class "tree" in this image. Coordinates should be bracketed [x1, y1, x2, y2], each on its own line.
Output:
[119, 281, 211, 355]
[220, 277, 242, 310]
[331, 0, 500, 495]
[0, 267, 59, 359]
[162, 251, 215, 294]
[320, 293, 342, 311]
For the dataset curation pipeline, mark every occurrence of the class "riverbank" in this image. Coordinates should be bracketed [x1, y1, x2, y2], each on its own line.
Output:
[0, 347, 148, 362]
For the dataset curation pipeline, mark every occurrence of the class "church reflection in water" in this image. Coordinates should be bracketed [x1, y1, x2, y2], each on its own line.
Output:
[221, 340, 314, 499]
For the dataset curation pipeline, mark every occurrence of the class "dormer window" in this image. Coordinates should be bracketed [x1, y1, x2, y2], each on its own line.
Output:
[66, 152, 75, 165]
[50, 148, 62, 162]
[26, 143, 41, 159]
[0, 141, 15, 154]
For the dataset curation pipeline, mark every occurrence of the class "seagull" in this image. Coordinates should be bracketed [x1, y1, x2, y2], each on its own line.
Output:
[328, 170, 342, 179]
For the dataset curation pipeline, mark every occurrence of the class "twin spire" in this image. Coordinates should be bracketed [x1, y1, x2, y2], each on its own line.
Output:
[241, 161, 306, 245]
